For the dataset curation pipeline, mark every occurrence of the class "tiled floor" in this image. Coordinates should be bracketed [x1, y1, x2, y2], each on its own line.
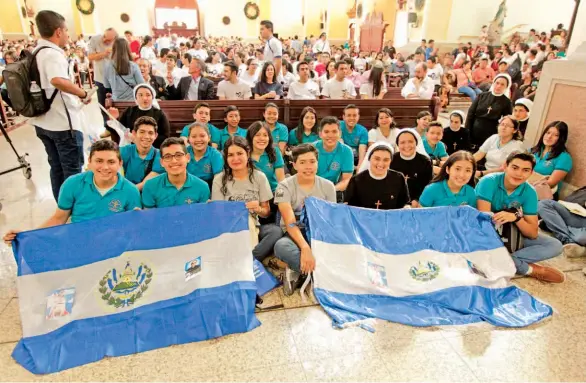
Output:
[1, 120, 586, 382]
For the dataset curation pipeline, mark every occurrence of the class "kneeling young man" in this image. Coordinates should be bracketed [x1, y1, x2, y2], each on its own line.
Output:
[476, 152, 564, 283]
[120, 116, 166, 191]
[3, 140, 141, 244]
[142, 137, 210, 208]
[273, 144, 337, 295]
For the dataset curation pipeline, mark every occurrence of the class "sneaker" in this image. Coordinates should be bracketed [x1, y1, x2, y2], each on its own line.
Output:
[528, 263, 566, 283]
[282, 267, 300, 296]
[563, 243, 586, 258]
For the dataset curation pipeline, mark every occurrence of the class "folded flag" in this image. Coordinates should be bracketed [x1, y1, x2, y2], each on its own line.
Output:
[12, 202, 260, 374]
[304, 198, 552, 329]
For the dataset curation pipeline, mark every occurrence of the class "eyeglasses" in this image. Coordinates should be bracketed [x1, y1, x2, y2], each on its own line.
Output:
[499, 122, 514, 129]
[162, 152, 186, 162]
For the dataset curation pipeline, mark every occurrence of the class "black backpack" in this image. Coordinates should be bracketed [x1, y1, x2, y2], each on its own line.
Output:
[3, 47, 58, 117]
[507, 56, 522, 84]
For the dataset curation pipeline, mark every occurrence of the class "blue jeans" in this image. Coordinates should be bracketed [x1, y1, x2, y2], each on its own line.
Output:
[539, 200, 586, 245]
[458, 86, 482, 101]
[252, 224, 283, 262]
[512, 232, 563, 275]
[274, 235, 301, 272]
[35, 126, 84, 201]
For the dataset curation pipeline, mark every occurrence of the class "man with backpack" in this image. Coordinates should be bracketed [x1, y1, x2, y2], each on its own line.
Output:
[23, 11, 90, 201]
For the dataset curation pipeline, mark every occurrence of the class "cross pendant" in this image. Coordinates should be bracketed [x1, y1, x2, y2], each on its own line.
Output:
[375, 200, 382, 209]
[487, 106, 493, 114]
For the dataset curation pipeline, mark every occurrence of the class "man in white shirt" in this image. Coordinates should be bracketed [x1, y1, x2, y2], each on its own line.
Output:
[87, 27, 116, 124]
[157, 34, 171, 50]
[287, 61, 320, 100]
[321, 61, 356, 99]
[160, 54, 188, 86]
[353, 52, 367, 73]
[260, 20, 282, 82]
[217, 61, 252, 100]
[151, 48, 170, 78]
[401, 63, 434, 100]
[312, 33, 331, 54]
[31, 11, 90, 201]
[425, 56, 443, 87]
[187, 39, 208, 62]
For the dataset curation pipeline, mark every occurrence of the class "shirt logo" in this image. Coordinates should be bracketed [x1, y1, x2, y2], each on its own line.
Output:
[544, 160, 553, 167]
[353, 137, 360, 145]
[203, 164, 212, 173]
[275, 187, 285, 198]
[330, 161, 340, 171]
[185, 198, 194, 204]
[108, 199, 123, 212]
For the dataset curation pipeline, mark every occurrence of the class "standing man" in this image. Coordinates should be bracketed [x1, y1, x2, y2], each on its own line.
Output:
[260, 20, 282, 83]
[313, 33, 331, 54]
[31, 10, 90, 201]
[88, 27, 117, 123]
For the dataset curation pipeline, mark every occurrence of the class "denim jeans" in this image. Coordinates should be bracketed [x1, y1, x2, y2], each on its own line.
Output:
[35, 126, 84, 201]
[539, 200, 586, 246]
[274, 235, 301, 272]
[511, 232, 563, 274]
[252, 224, 283, 262]
[95, 81, 111, 125]
[458, 86, 483, 101]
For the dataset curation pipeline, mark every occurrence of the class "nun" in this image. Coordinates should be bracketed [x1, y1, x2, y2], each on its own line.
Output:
[104, 84, 171, 148]
[513, 98, 533, 136]
[345, 142, 409, 210]
[442, 110, 471, 154]
[465, 73, 513, 149]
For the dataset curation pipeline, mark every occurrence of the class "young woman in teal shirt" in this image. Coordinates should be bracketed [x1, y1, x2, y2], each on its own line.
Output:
[530, 121, 572, 193]
[247, 121, 285, 193]
[186, 122, 224, 188]
[419, 151, 478, 208]
[288, 106, 320, 147]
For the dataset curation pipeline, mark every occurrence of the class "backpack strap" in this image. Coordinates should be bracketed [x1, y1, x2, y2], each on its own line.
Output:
[31, 46, 60, 106]
[144, 151, 156, 179]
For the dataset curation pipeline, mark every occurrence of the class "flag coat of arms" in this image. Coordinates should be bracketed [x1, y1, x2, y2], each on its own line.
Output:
[12, 202, 260, 374]
[304, 198, 552, 329]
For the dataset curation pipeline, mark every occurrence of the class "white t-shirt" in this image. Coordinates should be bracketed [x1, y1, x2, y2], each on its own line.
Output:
[157, 37, 171, 50]
[479, 135, 525, 170]
[264, 37, 282, 62]
[322, 77, 356, 99]
[188, 49, 208, 61]
[354, 58, 367, 72]
[426, 65, 444, 86]
[217, 79, 252, 100]
[239, 71, 258, 87]
[312, 40, 331, 54]
[287, 80, 320, 100]
[359, 81, 388, 98]
[401, 77, 435, 99]
[368, 128, 400, 145]
[318, 74, 330, 89]
[206, 63, 224, 77]
[282, 72, 297, 87]
[140, 46, 157, 62]
[152, 60, 167, 77]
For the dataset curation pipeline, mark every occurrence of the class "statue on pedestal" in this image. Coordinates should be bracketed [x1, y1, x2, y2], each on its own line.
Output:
[487, 0, 507, 46]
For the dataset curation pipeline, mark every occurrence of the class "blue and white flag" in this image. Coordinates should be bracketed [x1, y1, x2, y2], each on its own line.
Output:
[12, 202, 260, 374]
[304, 198, 552, 329]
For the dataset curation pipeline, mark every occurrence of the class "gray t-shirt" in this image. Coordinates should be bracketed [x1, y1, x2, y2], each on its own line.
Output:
[88, 34, 111, 83]
[212, 169, 273, 203]
[274, 175, 336, 230]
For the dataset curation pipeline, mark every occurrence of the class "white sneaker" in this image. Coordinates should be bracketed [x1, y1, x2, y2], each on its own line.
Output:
[563, 243, 586, 258]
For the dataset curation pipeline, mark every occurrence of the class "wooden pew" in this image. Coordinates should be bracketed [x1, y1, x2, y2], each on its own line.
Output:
[111, 98, 440, 135]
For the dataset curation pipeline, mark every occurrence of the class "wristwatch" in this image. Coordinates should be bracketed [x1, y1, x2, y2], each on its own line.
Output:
[514, 209, 523, 222]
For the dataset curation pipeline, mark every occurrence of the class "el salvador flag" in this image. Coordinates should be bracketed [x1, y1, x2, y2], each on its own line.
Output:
[304, 198, 552, 329]
[11, 202, 260, 374]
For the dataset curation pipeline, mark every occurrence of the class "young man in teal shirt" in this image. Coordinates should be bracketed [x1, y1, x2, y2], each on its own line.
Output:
[263, 102, 288, 155]
[422, 121, 449, 173]
[218, 105, 247, 150]
[142, 137, 210, 208]
[120, 116, 166, 191]
[314, 116, 354, 198]
[340, 104, 368, 168]
[3, 140, 141, 244]
[476, 152, 564, 283]
[179, 103, 221, 148]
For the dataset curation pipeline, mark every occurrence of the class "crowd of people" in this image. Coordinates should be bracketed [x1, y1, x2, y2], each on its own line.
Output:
[1, 11, 584, 297]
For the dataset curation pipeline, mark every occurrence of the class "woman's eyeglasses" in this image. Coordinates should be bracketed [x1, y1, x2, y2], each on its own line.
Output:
[162, 152, 186, 162]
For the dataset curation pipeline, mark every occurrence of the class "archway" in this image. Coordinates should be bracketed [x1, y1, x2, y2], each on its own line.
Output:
[153, 0, 201, 37]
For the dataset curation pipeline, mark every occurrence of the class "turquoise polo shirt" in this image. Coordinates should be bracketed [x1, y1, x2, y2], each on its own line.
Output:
[419, 180, 477, 208]
[119, 144, 165, 184]
[268, 122, 289, 147]
[180, 123, 221, 147]
[141, 173, 210, 208]
[288, 128, 319, 146]
[340, 121, 368, 157]
[533, 150, 573, 189]
[253, 150, 284, 191]
[422, 137, 449, 161]
[186, 145, 224, 182]
[218, 126, 247, 150]
[314, 140, 354, 184]
[57, 171, 141, 223]
[475, 172, 538, 215]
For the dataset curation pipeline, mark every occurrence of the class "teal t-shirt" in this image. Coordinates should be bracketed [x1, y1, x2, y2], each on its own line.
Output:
[419, 180, 477, 208]
[180, 123, 221, 146]
[252, 150, 284, 191]
[340, 121, 368, 157]
[218, 126, 247, 150]
[57, 171, 141, 223]
[269, 122, 289, 147]
[141, 173, 210, 208]
[288, 128, 319, 146]
[120, 144, 165, 184]
[475, 172, 538, 215]
[533, 150, 573, 189]
[186, 145, 224, 182]
[422, 137, 449, 161]
[314, 140, 354, 184]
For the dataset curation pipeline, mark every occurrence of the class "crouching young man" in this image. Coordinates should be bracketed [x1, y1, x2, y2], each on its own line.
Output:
[273, 144, 336, 295]
[3, 140, 141, 244]
[475, 152, 564, 283]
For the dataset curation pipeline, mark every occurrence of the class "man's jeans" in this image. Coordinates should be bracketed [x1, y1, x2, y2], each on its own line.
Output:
[539, 199, 586, 246]
[95, 81, 111, 125]
[35, 126, 84, 201]
[252, 224, 283, 262]
[458, 86, 483, 101]
[274, 235, 302, 272]
[512, 232, 563, 275]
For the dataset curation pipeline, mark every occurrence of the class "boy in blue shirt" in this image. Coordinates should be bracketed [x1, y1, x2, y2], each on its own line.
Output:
[340, 104, 368, 169]
[422, 121, 449, 174]
[314, 116, 354, 197]
[142, 137, 210, 208]
[120, 116, 165, 191]
[476, 152, 564, 283]
[218, 105, 247, 150]
[263, 102, 288, 155]
[179, 103, 221, 148]
[3, 140, 141, 244]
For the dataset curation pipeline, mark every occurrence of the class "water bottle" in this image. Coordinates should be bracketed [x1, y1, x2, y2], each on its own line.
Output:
[30, 81, 45, 111]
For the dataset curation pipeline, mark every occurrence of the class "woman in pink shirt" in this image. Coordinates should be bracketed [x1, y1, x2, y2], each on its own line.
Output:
[451, 60, 482, 101]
